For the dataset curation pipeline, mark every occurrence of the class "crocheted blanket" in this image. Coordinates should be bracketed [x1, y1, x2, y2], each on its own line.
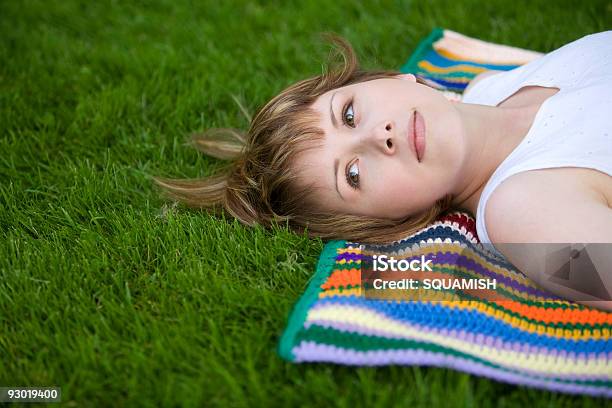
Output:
[400, 27, 544, 99]
[278, 29, 612, 397]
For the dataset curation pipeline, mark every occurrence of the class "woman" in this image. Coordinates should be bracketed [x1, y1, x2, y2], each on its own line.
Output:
[156, 31, 612, 310]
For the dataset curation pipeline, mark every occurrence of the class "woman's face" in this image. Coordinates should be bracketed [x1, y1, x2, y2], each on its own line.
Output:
[294, 74, 467, 220]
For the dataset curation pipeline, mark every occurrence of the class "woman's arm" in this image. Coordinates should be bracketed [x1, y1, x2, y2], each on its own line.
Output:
[485, 181, 612, 311]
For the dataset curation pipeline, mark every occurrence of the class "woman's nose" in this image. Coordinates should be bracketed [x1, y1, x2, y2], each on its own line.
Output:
[372, 121, 396, 155]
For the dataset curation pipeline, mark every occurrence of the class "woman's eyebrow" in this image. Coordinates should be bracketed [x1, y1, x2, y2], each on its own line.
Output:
[330, 91, 339, 129]
[330, 91, 344, 201]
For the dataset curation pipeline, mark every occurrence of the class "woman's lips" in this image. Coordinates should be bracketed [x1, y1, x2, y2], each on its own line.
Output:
[414, 110, 426, 162]
[408, 110, 426, 162]
[408, 111, 417, 161]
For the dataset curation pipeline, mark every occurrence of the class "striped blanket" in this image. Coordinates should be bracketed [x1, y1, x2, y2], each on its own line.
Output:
[278, 28, 612, 397]
[400, 27, 543, 99]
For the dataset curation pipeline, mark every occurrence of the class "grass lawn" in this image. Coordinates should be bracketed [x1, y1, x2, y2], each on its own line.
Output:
[1, 0, 610, 405]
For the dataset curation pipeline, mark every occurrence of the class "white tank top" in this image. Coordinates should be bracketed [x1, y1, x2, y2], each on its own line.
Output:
[460, 31, 612, 251]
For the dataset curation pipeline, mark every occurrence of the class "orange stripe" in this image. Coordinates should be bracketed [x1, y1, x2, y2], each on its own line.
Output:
[321, 268, 361, 290]
[495, 300, 612, 324]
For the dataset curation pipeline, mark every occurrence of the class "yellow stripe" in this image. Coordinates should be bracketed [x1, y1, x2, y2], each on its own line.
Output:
[417, 60, 485, 76]
[320, 288, 362, 297]
[336, 259, 361, 265]
[307, 305, 611, 376]
[337, 248, 361, 254]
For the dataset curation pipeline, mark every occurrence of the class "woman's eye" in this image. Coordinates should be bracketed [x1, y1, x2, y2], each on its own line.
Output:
[345, 160, 359, 189]
[343, 100, 355, 128]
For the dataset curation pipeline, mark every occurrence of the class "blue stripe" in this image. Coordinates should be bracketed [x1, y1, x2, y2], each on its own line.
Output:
[418, 76, 469, 91]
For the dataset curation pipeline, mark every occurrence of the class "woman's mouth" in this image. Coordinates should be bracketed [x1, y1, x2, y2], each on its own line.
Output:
[409, 110, 426, 162]
[413, 110, 426, 162]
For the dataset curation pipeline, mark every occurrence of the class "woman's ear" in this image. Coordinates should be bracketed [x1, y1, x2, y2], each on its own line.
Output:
[397, 73, 416, 82]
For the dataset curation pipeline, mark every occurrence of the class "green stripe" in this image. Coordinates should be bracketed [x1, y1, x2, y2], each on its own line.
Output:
[295, 325, 612, 388]
[277, 240, 346, 361]
[400, 27, 444, 74]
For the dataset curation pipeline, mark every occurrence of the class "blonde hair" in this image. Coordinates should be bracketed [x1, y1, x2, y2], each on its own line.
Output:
[155, 33, 455, 244]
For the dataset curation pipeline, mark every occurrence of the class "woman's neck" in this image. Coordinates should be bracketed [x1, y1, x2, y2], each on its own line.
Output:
[449, 102, 536, 217]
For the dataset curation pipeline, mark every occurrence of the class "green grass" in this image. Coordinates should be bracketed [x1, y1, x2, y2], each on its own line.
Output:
[1, 0, 610, 406]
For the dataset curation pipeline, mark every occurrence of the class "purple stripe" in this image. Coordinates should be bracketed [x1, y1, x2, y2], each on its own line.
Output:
[305, 319, 612, 369]
[336, 253, 362, 262]
[292, 342, 612, 397]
